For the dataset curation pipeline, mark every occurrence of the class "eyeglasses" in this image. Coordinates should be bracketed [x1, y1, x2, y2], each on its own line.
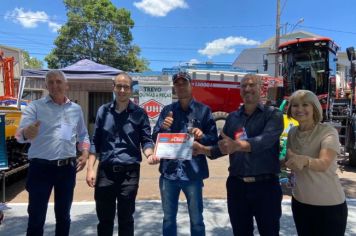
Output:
[114, 84, 131, 91]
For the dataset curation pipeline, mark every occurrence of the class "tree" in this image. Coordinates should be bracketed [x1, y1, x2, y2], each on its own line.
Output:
[45, 0, 149, 71]
[23, 51, 43, 69]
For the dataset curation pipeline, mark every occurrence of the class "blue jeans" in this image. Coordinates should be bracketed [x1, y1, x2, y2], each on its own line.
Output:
[159, 176, 205, 236]
[26, 160, 76, 236]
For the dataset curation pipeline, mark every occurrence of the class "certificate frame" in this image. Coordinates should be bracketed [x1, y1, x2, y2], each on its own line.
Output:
[154, 133, 193, 160]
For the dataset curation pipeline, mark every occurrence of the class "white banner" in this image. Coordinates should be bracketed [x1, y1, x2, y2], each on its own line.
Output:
[139, 81, 172, 131]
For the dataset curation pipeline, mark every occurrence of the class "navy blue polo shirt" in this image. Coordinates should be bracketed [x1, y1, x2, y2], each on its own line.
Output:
[211, 104, 283, 176]
[90, 100, 154, 165]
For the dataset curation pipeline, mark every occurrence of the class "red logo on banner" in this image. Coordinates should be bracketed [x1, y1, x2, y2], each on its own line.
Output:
[141, 99, 164, 119]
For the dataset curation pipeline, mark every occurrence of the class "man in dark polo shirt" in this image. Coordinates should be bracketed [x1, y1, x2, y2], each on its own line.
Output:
[193, 74, 283, 236]
[86, 72, 157, 236]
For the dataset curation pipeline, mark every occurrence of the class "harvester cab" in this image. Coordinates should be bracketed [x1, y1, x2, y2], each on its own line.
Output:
[272, 37, 356, 166]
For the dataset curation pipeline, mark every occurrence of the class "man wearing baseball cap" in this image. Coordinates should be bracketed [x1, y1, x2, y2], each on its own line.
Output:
[152, 71, 218, 236]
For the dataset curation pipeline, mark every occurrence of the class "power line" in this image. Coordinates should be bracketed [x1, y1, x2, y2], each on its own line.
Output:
[0, 35, 253, 53]
[4, 10, 356, 34]
[20, 50, 242, 64]
[280, 0, 288, 15]
[2, 14, 275, 29]
[0, 33, 259, 51]
[302, 25, 356, 35]
[0, 30, 51, 45]
[0, 31, 257, 50]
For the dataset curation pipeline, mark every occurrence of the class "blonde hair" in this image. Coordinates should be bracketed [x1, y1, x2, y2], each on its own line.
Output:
[286, 89, 323, 123]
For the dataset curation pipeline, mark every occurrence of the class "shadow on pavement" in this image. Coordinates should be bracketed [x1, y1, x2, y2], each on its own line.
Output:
[3, 201, 356, 235]
[0, 215, 28, 235]
[340, 178, 356, 199]
[0, 171, 27, 202]
[67, 210, 98, 236]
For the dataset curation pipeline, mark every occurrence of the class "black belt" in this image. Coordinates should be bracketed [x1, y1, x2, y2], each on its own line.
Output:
[30, 157, 76, 167]
[234, 174, 278, 183]
[100, 163, 140, 173]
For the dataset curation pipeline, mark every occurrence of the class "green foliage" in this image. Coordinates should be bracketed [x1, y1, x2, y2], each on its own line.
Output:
[45, 0, 148, 71]
[23, 51, 43, 69]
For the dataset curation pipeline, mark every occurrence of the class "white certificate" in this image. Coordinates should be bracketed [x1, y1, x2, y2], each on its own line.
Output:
[154, 133, 193, 160]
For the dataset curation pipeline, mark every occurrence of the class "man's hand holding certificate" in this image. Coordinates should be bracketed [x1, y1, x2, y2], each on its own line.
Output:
[154, 133, 194, 160]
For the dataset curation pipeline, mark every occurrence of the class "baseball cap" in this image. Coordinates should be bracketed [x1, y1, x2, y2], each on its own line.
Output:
[172, 72, 191, 83]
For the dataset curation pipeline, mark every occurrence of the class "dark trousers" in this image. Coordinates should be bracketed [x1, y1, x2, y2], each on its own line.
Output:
[95, 165, 140, 236]
[292, 197, 348, 236]
[26, 161, 76, 236]
[226, 176, 282, 236]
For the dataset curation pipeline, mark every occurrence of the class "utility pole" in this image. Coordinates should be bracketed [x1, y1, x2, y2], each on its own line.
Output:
[274, 0, 281, 77]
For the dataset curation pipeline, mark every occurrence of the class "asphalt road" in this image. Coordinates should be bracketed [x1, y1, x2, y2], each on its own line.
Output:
[2, 156, 356, 202]
[1, 156, 356, 235]
[1, 200, 356, 236]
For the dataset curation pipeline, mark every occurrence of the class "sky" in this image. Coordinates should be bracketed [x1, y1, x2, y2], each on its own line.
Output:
[1, 0, 356, 71]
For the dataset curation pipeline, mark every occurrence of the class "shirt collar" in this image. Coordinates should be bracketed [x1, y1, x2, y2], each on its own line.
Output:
[237, 103, 264, 116]
[45, 95, 71, 104]
[174, 98, 195, 112]
[110, 100, 135, 112]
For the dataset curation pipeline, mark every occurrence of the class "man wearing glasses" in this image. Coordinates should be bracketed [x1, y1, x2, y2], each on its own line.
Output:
[86, 72, 158, 236]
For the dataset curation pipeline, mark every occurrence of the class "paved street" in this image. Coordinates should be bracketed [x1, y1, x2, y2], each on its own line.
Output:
[1, 157, 356, 235]
[0, 200, 355, 236]
[3, 156, 356, 202]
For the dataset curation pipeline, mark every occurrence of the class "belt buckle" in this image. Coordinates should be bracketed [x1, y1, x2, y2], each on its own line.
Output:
[57, 159, 67, 167]
[243, 177, 256, 183]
